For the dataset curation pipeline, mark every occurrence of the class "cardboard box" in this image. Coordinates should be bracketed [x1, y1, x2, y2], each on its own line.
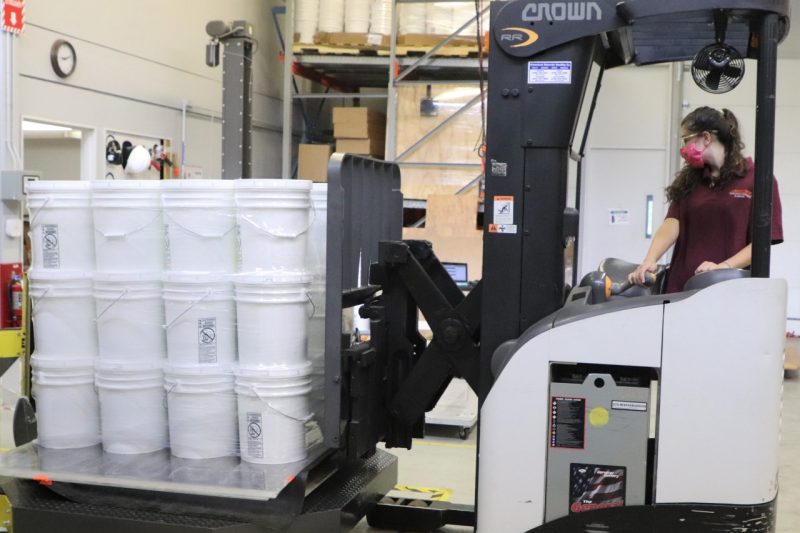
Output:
[298, 144, 332, 182]
[333, 107, 386, 139]
[336, 137, 385, 159]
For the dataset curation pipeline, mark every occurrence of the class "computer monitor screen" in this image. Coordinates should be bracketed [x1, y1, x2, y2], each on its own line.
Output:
[442, 262, 468, 283]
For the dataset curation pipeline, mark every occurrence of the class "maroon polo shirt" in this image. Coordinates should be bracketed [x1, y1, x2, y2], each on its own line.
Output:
[664, 158, 783, 293]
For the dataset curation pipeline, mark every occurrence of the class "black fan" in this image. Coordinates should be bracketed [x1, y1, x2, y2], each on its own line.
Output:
[691, 11, 746, 94]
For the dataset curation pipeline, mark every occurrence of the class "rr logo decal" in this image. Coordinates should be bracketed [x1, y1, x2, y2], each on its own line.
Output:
[500, 27, 539, 48]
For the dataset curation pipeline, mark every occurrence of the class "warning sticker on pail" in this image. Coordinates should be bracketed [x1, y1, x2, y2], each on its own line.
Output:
[198, 317, 218, 364]
[42, 224, 61, 268]
[247, 412, 264, 459]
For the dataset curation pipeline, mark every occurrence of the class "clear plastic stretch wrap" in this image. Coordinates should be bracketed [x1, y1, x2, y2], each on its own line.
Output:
[11, 178, 329, 501]
[396, 84, 486, 199]
[295, 0, 320, 44]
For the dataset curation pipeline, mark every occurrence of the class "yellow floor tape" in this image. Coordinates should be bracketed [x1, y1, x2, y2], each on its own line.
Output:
[393, 485, 453, 502]
[0, 495, 12, 532]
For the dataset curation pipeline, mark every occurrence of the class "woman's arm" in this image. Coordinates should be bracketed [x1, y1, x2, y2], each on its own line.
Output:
[629, 218, 679, 284]
[694, 244, 751, 273]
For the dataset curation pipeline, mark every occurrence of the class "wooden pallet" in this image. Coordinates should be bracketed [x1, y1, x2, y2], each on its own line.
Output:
[293, 32, 483, 58]
[378, 44, 479, 58]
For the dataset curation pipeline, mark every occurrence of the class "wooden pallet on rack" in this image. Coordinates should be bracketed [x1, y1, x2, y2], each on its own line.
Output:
[292, 43, 365, 56]
[379, 44, 479, 58]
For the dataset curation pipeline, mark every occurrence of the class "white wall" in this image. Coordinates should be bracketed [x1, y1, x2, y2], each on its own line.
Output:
[580, 59, 800, 329]
[11, 0, 287, 180]
[23, 137, 81, 180]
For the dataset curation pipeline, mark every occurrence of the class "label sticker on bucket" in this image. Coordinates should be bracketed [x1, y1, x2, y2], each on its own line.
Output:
[163, 223, 171, 269]
[198, 318, 218, 364]
[246, 412, 264, 459]
[42, 224, 61, 268]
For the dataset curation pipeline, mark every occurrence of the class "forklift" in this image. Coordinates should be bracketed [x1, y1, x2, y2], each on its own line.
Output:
[0, 1, 790, 532]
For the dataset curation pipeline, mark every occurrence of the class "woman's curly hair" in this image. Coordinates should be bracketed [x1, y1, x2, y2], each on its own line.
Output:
[666, 106, 748, 201]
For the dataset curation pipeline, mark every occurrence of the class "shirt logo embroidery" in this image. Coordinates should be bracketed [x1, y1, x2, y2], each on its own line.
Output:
[729, 188, 752, 199]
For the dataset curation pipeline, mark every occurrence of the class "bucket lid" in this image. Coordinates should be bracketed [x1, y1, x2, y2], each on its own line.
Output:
[234, 178, 312, 192]
[93, 272, 162, 284]
[28, 269, 93, 282]
[234, 361, 312, 379]
[25, 180, 91, 193]
[233, 271, 312, 286]
[162, 271, 232, 285]
[95, 359, 164, 374]
[92, 179, 162, 191]
[161, 179, 235, 190]
[31, 354, 95, 371]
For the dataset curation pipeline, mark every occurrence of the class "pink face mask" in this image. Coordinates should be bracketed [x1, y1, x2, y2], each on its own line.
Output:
[680, 143, 706, 169]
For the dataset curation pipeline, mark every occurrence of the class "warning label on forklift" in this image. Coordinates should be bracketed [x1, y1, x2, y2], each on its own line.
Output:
[42, 224, 60, 269]
[569, 463, 626, 514]
[550, 397, 585, 449]
[488, 224, 517, 234]
[493, 196, 514, 224]
[528, 61, 573, 84]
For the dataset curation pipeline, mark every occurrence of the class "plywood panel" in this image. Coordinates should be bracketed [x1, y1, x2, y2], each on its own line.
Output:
[397, 84, 484, 199]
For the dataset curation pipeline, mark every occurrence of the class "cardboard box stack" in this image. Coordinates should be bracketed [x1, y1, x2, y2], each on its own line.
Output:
[333, 107, 386, 159]
[298, 143, 333, 182]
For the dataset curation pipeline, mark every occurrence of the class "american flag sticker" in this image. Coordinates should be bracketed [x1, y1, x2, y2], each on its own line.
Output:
[569, 463, 626, 514]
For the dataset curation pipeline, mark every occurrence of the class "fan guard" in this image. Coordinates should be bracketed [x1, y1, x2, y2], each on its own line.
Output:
[691, 43, 746, 94]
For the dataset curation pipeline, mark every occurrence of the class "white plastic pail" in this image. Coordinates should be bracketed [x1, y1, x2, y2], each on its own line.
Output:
[32, 355, 100, 449]
[235, 363, 312, 464]
[29, 270, 97, 357]
[94, 273, 165, 361]
[26, 180, 94, 271]
[162, 180, 237, 272]
[92, 180, 163, 272]
[308, 183, 328, 277]
[235, 179, 313, 272]
[165, 365, 237, 459]
[163, 272, 236, 366]
[307, 279, 326, 357]
[234, 272, 312, 368]
[95, 360, 168, 454]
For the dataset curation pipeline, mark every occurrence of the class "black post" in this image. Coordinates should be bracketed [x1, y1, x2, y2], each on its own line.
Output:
[751, 13, 779, 278]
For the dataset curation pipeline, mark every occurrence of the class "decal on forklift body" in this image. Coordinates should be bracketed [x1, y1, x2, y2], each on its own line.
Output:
[490, 159, 508, 177]
[521, 2, 603, 23]
[569, 464, 626, 514]
[611, 400, 647, 412]
[550, 396, 585, 449]
[528, 61, 572, 84]
[488, 224, 517, 234]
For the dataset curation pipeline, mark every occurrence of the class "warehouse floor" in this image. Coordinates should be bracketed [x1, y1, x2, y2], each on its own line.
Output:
[355, 376, 800, 532]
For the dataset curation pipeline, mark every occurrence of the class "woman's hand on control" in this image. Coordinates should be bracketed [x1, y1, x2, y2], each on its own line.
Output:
[628, 261, 657, 285]
[694, 260, 730, 274]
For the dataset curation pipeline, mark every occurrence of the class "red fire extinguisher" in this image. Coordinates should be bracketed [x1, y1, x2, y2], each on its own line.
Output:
[8, 273, 23, 328]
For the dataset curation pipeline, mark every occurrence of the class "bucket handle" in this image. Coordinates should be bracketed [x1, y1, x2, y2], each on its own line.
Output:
[163, 211, 237, 239]
[27, 196, 50, 225]
[95, 289, 129, 321]
[250, 386, 314, 423]
[29, 287, 49, 313]
[239, 201, 317, 240]
[164, 290, 212, 329]
[306, 292, 316, 319]
[95, 211, 161, 239]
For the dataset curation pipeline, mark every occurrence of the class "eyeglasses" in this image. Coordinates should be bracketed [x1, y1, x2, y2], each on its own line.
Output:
[680, 130, 718, 145]
[680, 133, 701, 146]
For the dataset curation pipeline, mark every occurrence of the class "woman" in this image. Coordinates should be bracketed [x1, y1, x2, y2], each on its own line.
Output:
[629, 106, 783, 293]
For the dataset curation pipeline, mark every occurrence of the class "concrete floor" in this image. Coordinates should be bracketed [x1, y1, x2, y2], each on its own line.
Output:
[355, 376, 800, 532]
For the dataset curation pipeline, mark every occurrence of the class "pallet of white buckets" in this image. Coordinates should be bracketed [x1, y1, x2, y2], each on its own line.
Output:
[25, 178, 327, 473]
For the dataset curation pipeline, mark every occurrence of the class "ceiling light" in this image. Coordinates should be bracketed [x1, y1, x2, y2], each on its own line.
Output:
[22, 120, 72, 132]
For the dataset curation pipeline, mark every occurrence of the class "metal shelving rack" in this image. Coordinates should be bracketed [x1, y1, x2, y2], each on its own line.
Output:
[280, 0, 488, 205]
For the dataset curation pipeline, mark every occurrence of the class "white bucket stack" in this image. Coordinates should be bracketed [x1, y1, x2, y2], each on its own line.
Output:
[162, 180, 238, 460]
[307, 184, 327, 421]
[295, 0, 320, 44]
[234, 179, 316, 464]
[90, 179, 168, 455]
[26, 181, 101, 451]
[27, 177, 321, 466]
